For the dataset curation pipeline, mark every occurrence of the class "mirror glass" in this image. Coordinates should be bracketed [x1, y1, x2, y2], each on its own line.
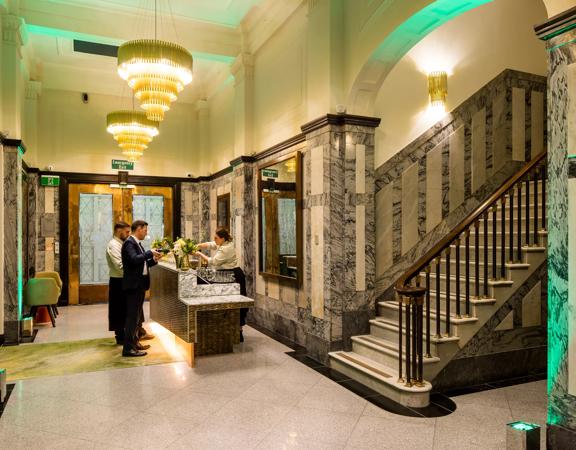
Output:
[258, 153, 301, 281]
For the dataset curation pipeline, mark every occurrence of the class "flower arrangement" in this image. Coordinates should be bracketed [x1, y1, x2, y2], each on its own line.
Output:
[151, 237, 174, 254]
[173, 237, 198, 256]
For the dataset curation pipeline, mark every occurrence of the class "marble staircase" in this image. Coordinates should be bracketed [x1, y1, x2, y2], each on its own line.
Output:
[329, 179, 547, 408]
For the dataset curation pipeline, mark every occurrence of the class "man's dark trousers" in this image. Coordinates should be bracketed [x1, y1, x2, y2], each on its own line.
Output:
[124, 285, 147, 352]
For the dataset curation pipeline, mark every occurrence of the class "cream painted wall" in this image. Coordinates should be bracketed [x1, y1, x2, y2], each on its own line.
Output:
[29, 89, 198, 177]
[543, 0, 576, 16]
[374, 0, 547, 168]
[208, 81, 235, 174]
[252, 2, 307, 151]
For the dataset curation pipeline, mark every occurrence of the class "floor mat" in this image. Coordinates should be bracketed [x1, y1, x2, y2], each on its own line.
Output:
[0, 337, 184, 381]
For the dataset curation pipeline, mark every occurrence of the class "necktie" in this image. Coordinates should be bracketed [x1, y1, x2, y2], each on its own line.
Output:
[137, 240, 148, 275]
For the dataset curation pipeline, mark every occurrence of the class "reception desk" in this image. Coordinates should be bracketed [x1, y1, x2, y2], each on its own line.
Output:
[150, 262, 254, 367]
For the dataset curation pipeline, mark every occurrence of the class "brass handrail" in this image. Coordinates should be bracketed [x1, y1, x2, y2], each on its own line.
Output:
[396, 151, 547, 291]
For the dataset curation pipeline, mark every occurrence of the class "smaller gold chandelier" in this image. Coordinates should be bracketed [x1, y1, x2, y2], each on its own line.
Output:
[118, 39, 193, 122]
[106, 111, 159, 162]
[428, 71, 448, 110]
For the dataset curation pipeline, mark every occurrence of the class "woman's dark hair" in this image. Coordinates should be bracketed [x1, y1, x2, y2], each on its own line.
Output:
[215, 228, 232, 242]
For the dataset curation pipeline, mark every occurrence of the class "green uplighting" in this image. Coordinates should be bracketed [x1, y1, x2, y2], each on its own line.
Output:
[17, 157, 23, 321]
[508, 421, 540, 431]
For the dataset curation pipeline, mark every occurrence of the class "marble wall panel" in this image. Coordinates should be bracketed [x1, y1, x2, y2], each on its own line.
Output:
[512, 87, 526, 162]
[471, 108, 487, 192]
[492, 92, 508, 172]
[426, 141, 443, 233]
[449, 126, 465, 212]
[522, 281, 541, 328]
[531, 90, 545, 159]
[401, 162, 419, 254]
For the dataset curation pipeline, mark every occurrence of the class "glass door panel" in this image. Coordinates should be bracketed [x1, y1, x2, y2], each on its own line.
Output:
[79, 193, 113, 285]
[132, 195, 165, 251]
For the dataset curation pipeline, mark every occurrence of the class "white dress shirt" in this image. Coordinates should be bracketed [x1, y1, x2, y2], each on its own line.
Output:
[106, 236, 124, 278]
[206, 241, 238, 269]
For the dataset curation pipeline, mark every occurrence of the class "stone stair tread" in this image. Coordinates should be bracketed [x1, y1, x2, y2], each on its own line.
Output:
[423, 273, 514, 286]
[352, 335, 441, 364]
[329, 351, 432, 392]
[369, 317, 461, 343]
[377, 302, 478, 324]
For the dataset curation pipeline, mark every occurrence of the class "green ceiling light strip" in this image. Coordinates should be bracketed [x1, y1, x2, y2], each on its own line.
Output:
[371, 0, 493, 64]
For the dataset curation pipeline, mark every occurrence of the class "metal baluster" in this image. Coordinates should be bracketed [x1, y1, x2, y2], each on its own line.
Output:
[525, 176, 531, 247]
[435, 256, 441, 338]
[501, 197, 506, 280]
[398, 293, 403, 383]
[541, 166, 546, 231]
[534, 169, 539, 246]
[509, 187, 514, 262]
[445, 248, 451, 337]
[492, 205, 497, 280]
[465, 229, 471, 317]
[484, 213, 489, 296]
[425, 266, 431, 358]
[455, 238, 461, 318]
[417, 295, 424, 386]
[412, 298, 417, 385]
[517, 184, 522, 262]
[475, 221, 480, 299]
[405, 298, 412, 387]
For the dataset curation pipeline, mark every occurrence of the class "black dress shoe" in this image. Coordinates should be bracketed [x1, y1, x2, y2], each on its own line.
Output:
[139, 333, 155, 341]
[135, 343, 151, 350]
[115, 340, 124, 346]
[122, 349, 147, 357]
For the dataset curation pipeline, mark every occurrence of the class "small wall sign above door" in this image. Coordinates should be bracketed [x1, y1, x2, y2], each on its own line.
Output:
[40, 175, 60, 187]
[111, 159, 134, 170]
[262, 168, 278, 178]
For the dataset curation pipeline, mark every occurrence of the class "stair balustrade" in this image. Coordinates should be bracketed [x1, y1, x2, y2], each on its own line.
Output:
[395, 151, 547, 388]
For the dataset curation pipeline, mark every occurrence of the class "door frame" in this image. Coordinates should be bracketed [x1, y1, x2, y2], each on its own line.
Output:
[50, 172, 183, 305]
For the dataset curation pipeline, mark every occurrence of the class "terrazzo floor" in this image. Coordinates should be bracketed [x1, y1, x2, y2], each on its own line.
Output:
[0, 305, 547, 449]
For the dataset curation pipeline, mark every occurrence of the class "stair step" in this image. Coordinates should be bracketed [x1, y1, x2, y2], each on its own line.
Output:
[352, 335, 441, 364]
[377, 302, 478, 325]
[329, 351, 432, 407]
[370, 317, 461, 344]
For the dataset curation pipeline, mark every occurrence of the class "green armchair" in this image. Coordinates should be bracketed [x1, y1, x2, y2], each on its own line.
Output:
[25, 278, 60, 327]
[34, 271, 62, 317]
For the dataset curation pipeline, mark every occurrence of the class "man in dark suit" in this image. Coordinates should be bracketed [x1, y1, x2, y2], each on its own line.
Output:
[121, 220, 162, 357]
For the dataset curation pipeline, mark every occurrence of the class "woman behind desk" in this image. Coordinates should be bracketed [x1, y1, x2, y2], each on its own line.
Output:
[196, 228, 248, 342]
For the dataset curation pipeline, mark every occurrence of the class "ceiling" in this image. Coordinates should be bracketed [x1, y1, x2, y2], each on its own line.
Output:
[17, 0, 268, 103]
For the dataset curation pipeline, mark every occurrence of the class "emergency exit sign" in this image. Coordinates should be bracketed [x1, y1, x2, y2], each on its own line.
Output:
[112, 159, 134, 170]
[40, 175, 60, 187]
[262, 168, 278, 178]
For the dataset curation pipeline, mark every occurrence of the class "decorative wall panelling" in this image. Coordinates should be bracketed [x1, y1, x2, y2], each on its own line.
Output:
[374, 69, 546, 300]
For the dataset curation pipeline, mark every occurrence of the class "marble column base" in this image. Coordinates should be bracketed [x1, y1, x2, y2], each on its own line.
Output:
[2, 320, 19, 345]
[547, 424, 576, 450]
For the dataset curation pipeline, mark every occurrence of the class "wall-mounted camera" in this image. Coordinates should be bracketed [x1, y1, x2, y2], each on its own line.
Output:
[82, 93, 89, 104]
[46, 165, 54, 171]
[187, 173, 193, 178]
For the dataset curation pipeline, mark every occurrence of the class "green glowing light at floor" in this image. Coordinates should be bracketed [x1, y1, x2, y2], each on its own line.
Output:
[17, 158, 23, 321]
[508, 421, 540, 431]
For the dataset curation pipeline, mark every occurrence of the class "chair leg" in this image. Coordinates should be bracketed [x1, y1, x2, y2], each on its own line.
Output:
[53, 305, 59, 316]
[28, 306, 37, 319]
[47, 305, 56, 327]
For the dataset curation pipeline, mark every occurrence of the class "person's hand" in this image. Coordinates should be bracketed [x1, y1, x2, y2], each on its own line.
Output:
[195, 251, 203, 257]
[151, 249, 162, 261]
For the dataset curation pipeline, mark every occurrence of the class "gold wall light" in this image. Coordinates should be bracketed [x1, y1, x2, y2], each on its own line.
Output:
[428, 71, 448, 110]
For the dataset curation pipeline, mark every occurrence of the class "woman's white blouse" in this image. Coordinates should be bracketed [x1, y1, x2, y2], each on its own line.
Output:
[206, 241, 238, 269]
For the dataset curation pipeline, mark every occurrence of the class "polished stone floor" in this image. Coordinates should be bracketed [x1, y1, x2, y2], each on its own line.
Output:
[2, 304, 547, 449]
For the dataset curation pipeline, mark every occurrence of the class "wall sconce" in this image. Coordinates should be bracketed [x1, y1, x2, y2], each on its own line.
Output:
[428, 71, 448, 111]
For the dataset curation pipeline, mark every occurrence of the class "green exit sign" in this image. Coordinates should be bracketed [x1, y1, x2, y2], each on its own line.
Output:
[112, 159, 134, 170]
[40, 175, 60, 187]
[262, 168, 278, 178]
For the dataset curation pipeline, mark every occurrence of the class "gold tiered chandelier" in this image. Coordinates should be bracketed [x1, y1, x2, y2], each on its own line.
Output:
[117, 0, 193, 122]
[106, 111, 159, 162]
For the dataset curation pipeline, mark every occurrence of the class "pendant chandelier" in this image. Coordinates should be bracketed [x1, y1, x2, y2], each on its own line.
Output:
[106, 111, 159, 162]
[117, 1, 193, 122]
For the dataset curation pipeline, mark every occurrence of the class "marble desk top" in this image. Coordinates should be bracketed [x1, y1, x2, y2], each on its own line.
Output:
[180, 294, 254, 310]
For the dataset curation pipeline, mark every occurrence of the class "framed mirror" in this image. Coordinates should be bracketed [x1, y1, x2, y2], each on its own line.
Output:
[217, 193, 230, 231]
[258, 151, 302, 283]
